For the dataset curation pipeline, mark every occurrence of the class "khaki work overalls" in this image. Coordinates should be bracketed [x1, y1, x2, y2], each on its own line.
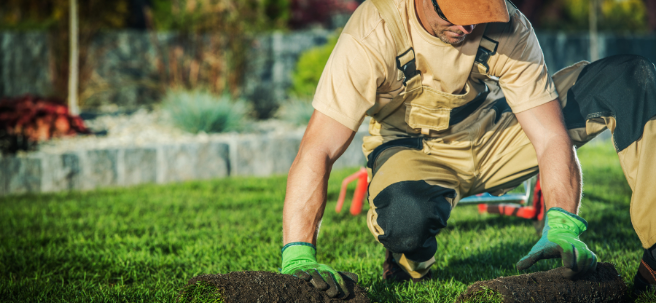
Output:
[362, 0, 656, 278]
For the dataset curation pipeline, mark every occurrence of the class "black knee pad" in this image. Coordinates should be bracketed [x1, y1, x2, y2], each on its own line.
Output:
[373, 180, 454, 262]
[569, 55, 656, 151]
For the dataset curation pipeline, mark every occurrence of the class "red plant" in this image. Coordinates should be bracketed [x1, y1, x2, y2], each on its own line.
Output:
[0, 95, 90, 144]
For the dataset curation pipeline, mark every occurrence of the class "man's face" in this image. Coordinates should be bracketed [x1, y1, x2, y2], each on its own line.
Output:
[416, 0, 476, 45]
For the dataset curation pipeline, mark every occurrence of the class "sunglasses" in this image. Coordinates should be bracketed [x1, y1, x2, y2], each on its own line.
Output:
[431, 0, 451, 23]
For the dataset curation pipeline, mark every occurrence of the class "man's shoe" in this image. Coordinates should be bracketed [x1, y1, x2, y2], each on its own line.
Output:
[382, 249, 432, 283]
[634, 247, 656, 294]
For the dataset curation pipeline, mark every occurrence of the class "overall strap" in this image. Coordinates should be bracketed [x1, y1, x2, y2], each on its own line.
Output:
[370, 0, 419, 84]
[476, 0, 516, 73]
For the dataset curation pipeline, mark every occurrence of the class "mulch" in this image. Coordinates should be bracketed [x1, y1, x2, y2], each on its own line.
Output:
[456, 262, 629, 303]
[183, 271, 370, 303]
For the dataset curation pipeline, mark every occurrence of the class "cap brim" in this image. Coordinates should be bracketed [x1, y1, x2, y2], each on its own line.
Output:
[436, 0, 510, 25]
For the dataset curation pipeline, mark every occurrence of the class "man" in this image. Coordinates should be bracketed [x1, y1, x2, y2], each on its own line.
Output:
[279, 0, 656, 298]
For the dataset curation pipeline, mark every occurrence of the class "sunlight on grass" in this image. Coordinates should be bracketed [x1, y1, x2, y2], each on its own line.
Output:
[0, 139, 651, 302]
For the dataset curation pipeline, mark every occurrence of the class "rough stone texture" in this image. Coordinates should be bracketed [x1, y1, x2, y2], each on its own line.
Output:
[80, 149, 119, 190]
[456, 263, 629, 303]
[40, 153, 81, 192]
[0, 32, 52, 97]
[0, 155, 41, 195]
[196, 141, 230, 180]
[230, 132, 303, 177]
[3, 31, 655, 107]
[159, 143, 201, 183]
[0, 128, 364, 196]
[122, 148, 157, 186]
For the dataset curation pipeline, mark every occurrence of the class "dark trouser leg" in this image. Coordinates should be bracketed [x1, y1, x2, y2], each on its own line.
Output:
[563, 55, 656, 249]
[366, 141, 456, 278]
[561, 55, 656, 290]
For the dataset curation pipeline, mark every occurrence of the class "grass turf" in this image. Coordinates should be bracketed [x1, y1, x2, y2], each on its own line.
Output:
[1, 140, 655, 302]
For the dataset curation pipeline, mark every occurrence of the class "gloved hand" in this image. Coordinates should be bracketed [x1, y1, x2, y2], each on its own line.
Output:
[516, 207, 597, 278]
[281, 242, 358, 299]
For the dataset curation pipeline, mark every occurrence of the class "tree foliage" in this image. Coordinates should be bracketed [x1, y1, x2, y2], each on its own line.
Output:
[289, 30, 340, 99]
[514, 0, 650, 33]
[0, 0, 130, 30]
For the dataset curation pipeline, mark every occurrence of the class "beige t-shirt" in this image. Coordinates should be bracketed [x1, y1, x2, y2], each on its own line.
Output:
[312, 0, 558, 131]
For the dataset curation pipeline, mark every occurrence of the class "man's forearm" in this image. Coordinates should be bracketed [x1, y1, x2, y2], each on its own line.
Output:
[535, 135, 582, 214]
[515, 100, 582, 214]
[281, 110, 356, 245]
[282, 150, 332, 245]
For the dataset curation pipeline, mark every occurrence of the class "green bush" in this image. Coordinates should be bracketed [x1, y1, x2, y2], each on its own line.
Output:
[163, 90, 248, 133]
[289, 30, 341, 99]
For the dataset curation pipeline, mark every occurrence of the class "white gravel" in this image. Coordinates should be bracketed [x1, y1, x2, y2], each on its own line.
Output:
[36, 108, 308, 154]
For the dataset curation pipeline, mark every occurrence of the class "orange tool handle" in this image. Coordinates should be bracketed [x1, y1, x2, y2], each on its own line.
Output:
[336, 167, 368, 214]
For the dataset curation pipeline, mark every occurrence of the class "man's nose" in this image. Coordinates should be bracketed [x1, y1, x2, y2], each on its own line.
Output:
[457, 24, 475, 34]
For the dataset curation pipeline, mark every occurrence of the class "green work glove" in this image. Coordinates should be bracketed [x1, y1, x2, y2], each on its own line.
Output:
[281, 242, 357, 299]
[516, 207, 597, 278]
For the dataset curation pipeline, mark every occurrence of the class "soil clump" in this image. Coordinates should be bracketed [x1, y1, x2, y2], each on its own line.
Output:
[457, 262, 628, 303]
[184, 271, 370, 303]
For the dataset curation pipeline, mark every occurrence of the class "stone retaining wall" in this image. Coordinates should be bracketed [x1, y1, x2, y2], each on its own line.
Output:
[0, 130, 367, 196]
[2, 30, 655, 108]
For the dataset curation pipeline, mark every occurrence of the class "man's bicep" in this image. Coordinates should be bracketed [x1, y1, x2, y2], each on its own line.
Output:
[514, 99, 570, 155]
[312, 33, 387, 131]
[299, 110, 356, 164]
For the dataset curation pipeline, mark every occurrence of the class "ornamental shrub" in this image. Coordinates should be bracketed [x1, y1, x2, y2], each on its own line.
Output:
[163, 90, 248, 134]
[289, 30, 341, 100]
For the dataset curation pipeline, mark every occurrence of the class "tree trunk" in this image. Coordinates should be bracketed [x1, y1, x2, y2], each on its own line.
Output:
[68, 0, 80, 115]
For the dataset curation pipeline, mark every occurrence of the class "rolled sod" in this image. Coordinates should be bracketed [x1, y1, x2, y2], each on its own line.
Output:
[456, 262, 628, 303]
[183, 271, 370, 303]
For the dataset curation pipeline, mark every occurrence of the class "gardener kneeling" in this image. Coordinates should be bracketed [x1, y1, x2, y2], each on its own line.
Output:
[280, 0, 656, 298]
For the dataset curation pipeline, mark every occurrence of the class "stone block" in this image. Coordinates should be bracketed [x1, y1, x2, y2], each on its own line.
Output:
[196, 141, 230, 180]
[0, 155, 42, 196]
[230, 133, 302, 177]
[80, 149, 119, 190]
[40, 153, 81, 192]
[159, 143, 200, 183]
[122, 147, 157, 186]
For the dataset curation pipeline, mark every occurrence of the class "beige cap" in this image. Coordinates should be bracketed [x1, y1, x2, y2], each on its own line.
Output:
[436, 0, 510, 25]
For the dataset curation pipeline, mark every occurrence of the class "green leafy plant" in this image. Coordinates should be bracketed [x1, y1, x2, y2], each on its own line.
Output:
[289, 30, 341, 99]
[163, 89, 248, 133]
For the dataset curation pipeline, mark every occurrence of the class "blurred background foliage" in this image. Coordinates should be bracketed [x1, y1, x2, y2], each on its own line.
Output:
[0, 0, 653, 124]
[512, 0, 652, 32]
[1, 0, 652, 33]
[289, 31, 340, 99]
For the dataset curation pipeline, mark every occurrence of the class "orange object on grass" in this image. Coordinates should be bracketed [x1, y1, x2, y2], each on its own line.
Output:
[335, 167, 368, 215]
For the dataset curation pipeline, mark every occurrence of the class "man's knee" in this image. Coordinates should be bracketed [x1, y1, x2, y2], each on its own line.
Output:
[372, 180, 455, 262]
[596, 54, 654, 73]
[571, 54, 656, 150]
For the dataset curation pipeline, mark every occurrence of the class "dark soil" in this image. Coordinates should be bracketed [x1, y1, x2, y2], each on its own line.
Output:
[183, 271, 370, 303]
[457, 262, 629, 303]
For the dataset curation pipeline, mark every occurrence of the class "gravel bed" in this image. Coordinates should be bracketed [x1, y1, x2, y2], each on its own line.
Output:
[36, 109, 309, 154]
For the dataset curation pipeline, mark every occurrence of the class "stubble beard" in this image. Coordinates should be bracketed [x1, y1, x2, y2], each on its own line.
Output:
[436, 29, 467, 45]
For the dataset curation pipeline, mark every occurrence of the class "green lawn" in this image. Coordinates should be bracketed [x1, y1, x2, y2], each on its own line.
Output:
[1, 140, 655, 302]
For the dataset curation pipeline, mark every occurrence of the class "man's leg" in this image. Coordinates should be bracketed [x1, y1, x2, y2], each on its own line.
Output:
[366, 138, 461, 282]
[562, 55, 656, 291]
